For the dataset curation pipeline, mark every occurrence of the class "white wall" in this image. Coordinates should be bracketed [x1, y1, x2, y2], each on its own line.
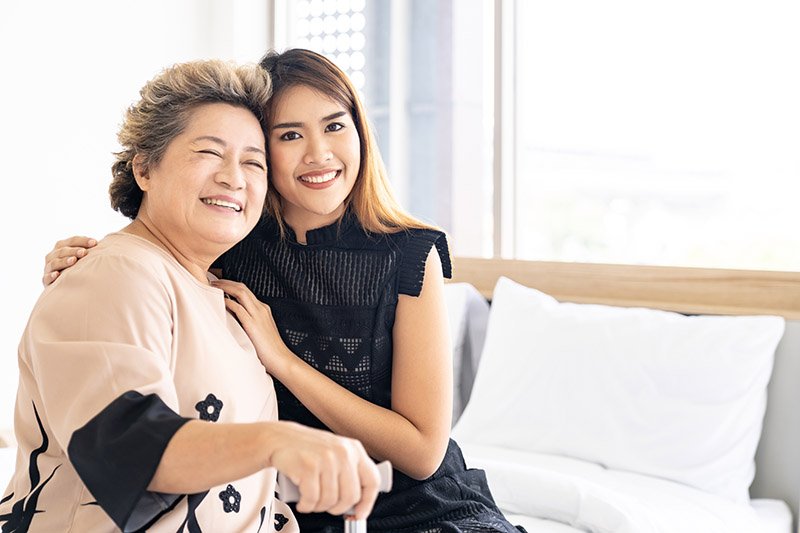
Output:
[0, 0, 270, 433]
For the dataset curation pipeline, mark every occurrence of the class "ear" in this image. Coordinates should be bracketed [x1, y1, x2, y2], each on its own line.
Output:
[132, 154, 151, 191]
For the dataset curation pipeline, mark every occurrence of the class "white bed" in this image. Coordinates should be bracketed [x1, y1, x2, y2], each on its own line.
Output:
[463, 444, 791, 533]
[446, 258, 800, 533]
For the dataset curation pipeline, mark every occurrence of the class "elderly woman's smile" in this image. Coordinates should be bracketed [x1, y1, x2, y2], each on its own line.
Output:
[201, 197, 243, 212]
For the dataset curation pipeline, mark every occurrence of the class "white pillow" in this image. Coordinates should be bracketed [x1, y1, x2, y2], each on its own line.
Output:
[452, 277, 785, 504]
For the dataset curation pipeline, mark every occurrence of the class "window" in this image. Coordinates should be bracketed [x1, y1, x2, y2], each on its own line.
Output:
[513, 0, 800, 270]
[274, 0, 800, 271]
[275, 0, 494, 257]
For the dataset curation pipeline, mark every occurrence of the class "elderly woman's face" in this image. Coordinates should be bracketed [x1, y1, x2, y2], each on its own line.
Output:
[138, 102, 267, 252]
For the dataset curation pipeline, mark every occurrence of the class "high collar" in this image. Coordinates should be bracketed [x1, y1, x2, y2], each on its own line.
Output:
[259, 211, 361, 245]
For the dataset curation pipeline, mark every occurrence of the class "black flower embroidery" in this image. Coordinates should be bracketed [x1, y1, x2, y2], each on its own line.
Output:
[195, 393, 223, 422]
[219, 484, 241, 513]
[274, 512, 290, 531]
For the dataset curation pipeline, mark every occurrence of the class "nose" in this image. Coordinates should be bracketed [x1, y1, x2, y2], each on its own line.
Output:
[215, 157, 246, 190]
[303, 133, 333, 165]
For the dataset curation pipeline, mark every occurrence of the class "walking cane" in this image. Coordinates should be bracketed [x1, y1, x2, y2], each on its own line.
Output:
[277, 460, 393, 532]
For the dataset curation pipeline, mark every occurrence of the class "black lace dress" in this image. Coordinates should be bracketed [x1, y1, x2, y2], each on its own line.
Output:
[220, 214, 525, 533]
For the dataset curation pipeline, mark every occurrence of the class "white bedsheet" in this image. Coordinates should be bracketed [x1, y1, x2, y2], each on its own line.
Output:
[461, 443, 792, 533]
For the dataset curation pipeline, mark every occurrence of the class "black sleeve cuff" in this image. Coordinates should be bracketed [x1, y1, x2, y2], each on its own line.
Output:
[67, 390, 191, 531]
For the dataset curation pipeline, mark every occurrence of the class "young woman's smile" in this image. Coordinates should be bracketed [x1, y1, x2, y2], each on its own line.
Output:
[268, 84, 360, 241]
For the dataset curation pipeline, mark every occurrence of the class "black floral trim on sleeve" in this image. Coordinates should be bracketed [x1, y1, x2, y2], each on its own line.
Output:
[67, 390, 191, 532]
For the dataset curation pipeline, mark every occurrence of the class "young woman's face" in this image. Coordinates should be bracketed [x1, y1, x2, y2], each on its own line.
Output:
[137, 102, 267, 254]
[268, 84, 361, 235]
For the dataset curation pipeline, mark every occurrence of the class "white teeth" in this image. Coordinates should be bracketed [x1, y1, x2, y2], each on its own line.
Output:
[298, 171, 338, 184]
[202, 198, 241, 211]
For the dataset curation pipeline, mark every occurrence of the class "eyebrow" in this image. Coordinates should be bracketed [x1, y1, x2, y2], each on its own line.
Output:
[272, 111, 348, 130]
[194, 136, 266, 157]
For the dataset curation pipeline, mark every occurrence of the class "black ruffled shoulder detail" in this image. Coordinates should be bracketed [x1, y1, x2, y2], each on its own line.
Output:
[397, 229, 452, 297]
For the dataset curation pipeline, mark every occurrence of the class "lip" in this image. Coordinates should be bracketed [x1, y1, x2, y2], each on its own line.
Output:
[296, 169, 341, 190]
[200, 195, 244, 213]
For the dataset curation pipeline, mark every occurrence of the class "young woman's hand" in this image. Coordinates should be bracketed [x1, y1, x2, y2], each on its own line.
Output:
[42, 236, 97, 287]
[211, 279, 296, 378]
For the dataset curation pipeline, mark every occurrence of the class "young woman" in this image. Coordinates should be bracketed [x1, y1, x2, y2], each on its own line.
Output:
[43, 48, 525, 533]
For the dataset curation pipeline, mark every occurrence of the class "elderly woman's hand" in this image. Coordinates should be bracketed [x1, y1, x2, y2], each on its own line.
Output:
[211, 279, 296, 378]
[42, 236, 97, 287]
[266, 421, 381, 519]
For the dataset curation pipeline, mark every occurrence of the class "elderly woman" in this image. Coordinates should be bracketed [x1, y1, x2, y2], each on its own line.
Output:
[0, 60, 378, 533]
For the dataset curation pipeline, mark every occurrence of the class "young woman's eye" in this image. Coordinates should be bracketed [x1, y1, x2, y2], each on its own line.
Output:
[279, 131, 301, 141]
[325, 122, 345, 132]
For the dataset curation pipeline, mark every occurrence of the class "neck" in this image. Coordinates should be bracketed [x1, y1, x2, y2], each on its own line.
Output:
[283, 206, 347, 244]
[123, 218, 215, 284]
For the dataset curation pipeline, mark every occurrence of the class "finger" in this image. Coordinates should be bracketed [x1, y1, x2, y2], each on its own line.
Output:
[46, 255, 78, 272]
[212, 281, 263, 312]
[45, 247, 88, 269]
[314, 456, 339, 513]
[221, 296, 251, 323]
[211, 280, 252, 300]
[327, 452, 360, 516]
[43, 258, 75, 282]
[55, 236, 98, 250]
[41, 270, 59, 288]
[295, 472, 322, 514]
[56, 246, 91, 260]
[350, 457, 380, 519]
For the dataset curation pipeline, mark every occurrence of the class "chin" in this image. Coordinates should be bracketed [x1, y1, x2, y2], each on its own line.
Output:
[207, 230, 247, 248]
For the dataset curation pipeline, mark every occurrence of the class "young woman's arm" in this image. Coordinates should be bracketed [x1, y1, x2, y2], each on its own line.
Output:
[215, 248, 453, 480]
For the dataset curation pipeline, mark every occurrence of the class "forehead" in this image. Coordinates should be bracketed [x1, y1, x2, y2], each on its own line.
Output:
[178, 102, 265, 144]
[271, 85, 350, 120]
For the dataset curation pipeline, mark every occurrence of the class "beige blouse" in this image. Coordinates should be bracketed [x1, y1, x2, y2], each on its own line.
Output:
[1, 232, 297, 533]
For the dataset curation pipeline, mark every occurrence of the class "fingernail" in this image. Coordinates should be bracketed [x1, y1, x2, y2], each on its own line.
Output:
[67, 257, 76, 264]
[88, 239, 97, 246]
[77, 249, 86, 257]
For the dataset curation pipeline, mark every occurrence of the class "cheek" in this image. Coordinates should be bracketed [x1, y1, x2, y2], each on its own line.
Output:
[345, 136, 362, 173]
[250, 175, 268, 205]
[267, 147, 295, 183]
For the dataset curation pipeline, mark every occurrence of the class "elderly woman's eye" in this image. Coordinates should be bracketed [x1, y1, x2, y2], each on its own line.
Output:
[199, 149, 222, 157]
[246, 160, 266, 170]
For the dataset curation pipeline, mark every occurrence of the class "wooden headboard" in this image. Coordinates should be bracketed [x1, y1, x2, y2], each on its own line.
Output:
[451, 257, 800, 319]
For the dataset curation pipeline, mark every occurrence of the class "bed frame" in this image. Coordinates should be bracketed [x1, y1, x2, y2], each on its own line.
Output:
[450, 257, 800, 529]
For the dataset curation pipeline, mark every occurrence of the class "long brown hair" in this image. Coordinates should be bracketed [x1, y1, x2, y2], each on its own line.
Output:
[258, 48, 436, 235]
